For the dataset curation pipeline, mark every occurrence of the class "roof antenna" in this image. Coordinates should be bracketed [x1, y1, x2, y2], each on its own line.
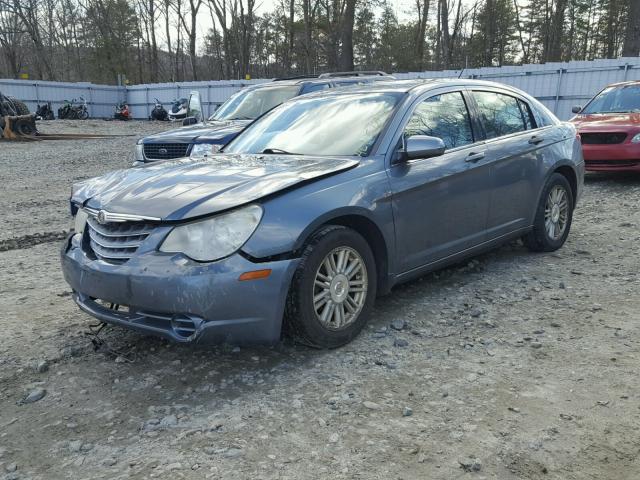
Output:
[458, 68, 465, 79]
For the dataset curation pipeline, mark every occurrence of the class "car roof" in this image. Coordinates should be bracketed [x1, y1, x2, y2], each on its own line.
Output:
[602, 80, 640, 88]
[242, 73, 396, 90]
[300, 78, 533, 97]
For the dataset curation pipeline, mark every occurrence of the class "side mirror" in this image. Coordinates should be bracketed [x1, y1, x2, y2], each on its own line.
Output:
[182, 116, 198, 126]
[572, 105, 582, 114]
[396, 135, 446, 163]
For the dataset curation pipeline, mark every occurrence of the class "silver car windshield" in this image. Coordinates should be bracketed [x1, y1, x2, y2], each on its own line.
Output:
[210, 85, 300, 121]
[582, 85, 640, 114]
[224, 92, 401, 157]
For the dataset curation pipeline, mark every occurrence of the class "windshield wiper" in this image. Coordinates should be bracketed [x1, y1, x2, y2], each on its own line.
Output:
[262, 148, 295, 155]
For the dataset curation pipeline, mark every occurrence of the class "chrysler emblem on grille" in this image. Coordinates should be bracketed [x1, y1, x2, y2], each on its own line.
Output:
[97, 210, 107, 224]
[158, 148, 168, 155]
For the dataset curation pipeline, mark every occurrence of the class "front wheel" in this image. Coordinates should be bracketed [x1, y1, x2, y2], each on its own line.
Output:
[284, 225, 377, 348]
[524, 173, 574, 252]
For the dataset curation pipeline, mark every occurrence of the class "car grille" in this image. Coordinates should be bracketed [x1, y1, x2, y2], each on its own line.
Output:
[143, 143, 189, 160]
[86, 217, 155, 264]
[580, 132, 627, 145]
[585, 160, 640, 167]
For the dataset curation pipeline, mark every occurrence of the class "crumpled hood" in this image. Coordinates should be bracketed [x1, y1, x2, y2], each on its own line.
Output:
[143, 120, 251, 143]
[571, 113, 640, 131]
[72, 154, 359, 221]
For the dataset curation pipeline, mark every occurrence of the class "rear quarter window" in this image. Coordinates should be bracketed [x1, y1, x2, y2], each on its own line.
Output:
[472, 91, 527, 139]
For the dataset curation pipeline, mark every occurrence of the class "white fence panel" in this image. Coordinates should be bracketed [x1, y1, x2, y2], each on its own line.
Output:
[0, 79, 124, 118]
[3, 58, 640, 121]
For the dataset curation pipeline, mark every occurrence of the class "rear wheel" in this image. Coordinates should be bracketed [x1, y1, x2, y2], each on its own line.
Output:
[14, 118, 36, 135]
[285, 225, 377, 348]
[524, 173, 574, 252]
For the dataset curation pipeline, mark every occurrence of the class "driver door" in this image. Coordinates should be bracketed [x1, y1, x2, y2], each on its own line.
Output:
[387, 90, 492, 273]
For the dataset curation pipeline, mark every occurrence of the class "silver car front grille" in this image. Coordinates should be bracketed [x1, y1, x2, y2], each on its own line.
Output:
[86, 216, 156, 264]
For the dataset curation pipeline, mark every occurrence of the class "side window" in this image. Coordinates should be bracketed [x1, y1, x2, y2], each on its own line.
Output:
[472, 91, 526, 139]
[518, 99, 537, 130]
[403, 92, 474, 150]
[301, 83, 329, 94]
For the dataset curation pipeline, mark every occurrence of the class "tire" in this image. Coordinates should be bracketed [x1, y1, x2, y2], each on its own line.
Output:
[15, 118, 36, 135]
[284, 225, 377, 348]
[6, 97, 29, 115]
[524, 173, 574, 252]
[79, 109, 89, 120]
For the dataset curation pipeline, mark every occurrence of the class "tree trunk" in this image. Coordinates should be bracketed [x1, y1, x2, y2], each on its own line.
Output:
[439, 0, 450, 69]
[339, 0, 356, 71]
[415, 0, 430, 70]
[288, 0, 295, 70]
[149, 0, 159, 81]
[546, 0, 568, 62]
[623, 0, 640, 56]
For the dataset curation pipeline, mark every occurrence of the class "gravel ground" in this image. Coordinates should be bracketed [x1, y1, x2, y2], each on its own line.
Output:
[0, 120, 639, 480]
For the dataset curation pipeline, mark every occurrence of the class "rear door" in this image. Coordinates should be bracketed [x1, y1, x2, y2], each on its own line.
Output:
[469, 89, 550, 238]
[387, 89, 492, 272]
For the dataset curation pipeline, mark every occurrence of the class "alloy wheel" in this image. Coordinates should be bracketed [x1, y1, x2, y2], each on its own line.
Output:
[313, 246, 368, 330]
[544, 185, 569, 240]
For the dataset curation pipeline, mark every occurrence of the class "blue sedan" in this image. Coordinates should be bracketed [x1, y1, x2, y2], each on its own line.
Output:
[61, 79, 584, 347]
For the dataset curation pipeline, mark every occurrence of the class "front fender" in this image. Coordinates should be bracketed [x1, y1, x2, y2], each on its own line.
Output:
[241, 160, 396, 272]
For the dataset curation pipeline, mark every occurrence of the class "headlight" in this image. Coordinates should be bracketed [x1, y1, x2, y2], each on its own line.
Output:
[74, 208, 89, 234]
[134, 143, 145, 161]
[631, 133, 640, 143]
[159, 204, 263, 261]
[190, 143, 222, 157]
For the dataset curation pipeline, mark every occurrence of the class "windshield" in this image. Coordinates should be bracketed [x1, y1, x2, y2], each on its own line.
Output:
[582, 85, 640, 114]
[210, 85, 300, 121]
[224, 92, 400, 157]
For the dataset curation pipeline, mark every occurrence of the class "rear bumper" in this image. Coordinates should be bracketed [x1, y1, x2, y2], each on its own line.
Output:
[582, 144, 640, 171]
[60, 235, 299, 345]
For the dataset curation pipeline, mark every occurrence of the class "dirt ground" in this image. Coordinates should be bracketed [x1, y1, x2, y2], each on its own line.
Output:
[0, 120, 639, 480]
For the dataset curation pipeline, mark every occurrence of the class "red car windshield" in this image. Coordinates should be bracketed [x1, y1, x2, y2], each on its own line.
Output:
[582, 85, 640, 114]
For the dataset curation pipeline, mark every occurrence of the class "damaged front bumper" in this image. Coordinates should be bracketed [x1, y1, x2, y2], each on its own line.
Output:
[60, 235, 299, 345]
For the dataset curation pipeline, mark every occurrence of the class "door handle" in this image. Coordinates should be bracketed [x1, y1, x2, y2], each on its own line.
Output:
[529, 135, 544, 145]
[465, 151, 486, 163]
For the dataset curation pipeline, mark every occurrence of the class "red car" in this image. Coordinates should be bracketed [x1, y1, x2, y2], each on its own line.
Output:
[571, 81, 640, 172]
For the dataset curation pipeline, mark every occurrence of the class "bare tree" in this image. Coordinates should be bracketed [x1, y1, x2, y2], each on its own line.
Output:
[415, 0, 431, 69]
[622, 0, 640, 56]
[175, 0, 203, 80]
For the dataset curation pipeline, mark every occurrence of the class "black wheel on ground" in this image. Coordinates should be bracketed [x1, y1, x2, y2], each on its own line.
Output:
[15, 118, 36, 135]
[524, 173, 574, 252]
[6, 97, 29, 115]
[284, 225, 377, 348]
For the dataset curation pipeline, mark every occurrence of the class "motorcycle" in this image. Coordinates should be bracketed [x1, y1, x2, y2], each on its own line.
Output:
[58, 99, 73, 119]
[150, 98, 169, 121]
[114, 102, 131, 121]
[58, 97, 89, 120]
[168, 97, 189, 121]
[74, 96, 89, 120]
[36, 102, 55, 120]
